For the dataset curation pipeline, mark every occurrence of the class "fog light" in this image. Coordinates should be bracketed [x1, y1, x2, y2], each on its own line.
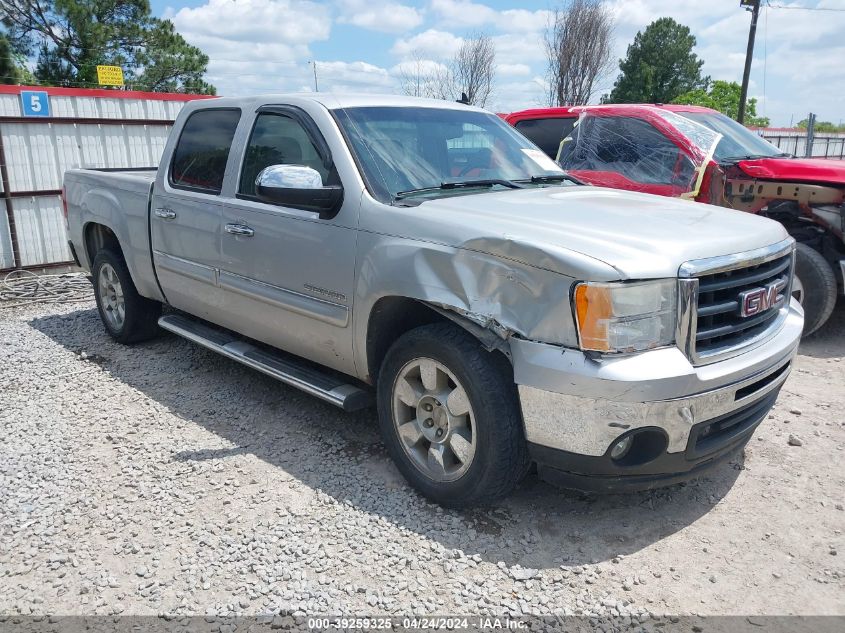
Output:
[610, 436, 632, 461]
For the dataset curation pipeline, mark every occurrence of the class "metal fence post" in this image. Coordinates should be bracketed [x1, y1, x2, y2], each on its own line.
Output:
[805, 113, 816, 158]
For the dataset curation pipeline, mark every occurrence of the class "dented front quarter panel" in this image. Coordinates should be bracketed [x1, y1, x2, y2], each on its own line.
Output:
[351, 194, 623, 377]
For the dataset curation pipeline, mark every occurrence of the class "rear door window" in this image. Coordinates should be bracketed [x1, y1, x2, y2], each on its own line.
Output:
[514, 117, 577, 159]
[170, 109, 241, 194]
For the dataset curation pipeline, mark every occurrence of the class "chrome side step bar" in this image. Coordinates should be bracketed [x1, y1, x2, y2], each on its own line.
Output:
[158, 314, 372, 412]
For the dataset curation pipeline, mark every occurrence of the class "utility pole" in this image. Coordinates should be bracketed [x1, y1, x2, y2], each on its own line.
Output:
[310, 61, 319, 92]
[738, 0, 761, 124]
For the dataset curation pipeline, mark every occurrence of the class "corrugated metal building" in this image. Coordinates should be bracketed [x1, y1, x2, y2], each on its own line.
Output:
[0, 86, 212, 271]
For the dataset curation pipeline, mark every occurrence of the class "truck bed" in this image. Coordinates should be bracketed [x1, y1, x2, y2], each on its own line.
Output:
[64, 167, 162, 301]
[67, 167, 157, 194]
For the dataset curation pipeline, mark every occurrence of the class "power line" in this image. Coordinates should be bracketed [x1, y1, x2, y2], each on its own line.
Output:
[766, 2, 845, 11]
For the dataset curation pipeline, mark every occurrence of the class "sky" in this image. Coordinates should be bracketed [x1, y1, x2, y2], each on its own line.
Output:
[150, 0, 845, 127]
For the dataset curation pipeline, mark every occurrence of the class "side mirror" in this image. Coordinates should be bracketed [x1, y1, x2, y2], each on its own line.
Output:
[255, 164, 343, 217]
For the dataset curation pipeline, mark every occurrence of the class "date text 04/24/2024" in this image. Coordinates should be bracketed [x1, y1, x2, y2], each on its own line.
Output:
[307, 617, 527, 630]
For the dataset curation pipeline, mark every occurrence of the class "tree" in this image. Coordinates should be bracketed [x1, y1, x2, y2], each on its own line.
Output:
[0, 0, 215, 93]
[0, 31, 20, 84]
[674, 80, 769, 127]
[608, 17, 708, 104]
[398, 50, 446, 100]
[399, 34, 496, 107]
[544, 0, 614, 107]
[448, 33, 495, 107]
[0, 30, 34, 84]
[134, 20, 215, 94]
[796, 119, 845, 133]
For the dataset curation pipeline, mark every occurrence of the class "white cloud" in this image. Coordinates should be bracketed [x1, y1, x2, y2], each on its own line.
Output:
[314, 60, 397, 93]
[429, 0, 549, 33]
[337, 1, 424, 33]
[169, 0, 333, 96]
[390, 58, 448, 77]
[490, 77, 549, 113]
[391, 29, 464, 60]
[491, 33, 545, 66]
[172, 0, 330, 46]
[391, 30, 543, 66]
[498, 63, 532, 77]
[429, 0, 497, 28]
[499, 8, 551, 33]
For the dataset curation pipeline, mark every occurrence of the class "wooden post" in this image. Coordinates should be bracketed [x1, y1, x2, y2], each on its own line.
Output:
[738, 0, 761, 125]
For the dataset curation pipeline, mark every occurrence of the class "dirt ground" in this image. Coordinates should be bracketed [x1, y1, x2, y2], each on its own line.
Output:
[0, 295, 843, 620]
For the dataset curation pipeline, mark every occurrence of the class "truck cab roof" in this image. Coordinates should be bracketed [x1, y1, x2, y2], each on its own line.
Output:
[181, 93, 487, 114]
[504, 103, 718, 124]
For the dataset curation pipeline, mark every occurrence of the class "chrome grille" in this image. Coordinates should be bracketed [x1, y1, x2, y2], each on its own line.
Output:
[695, 254, 792, 354]
[678, 239, 795, 365]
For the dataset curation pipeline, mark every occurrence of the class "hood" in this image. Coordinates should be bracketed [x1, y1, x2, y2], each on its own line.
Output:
[411, 186, 789, 280]
[736, 157, 845, 186]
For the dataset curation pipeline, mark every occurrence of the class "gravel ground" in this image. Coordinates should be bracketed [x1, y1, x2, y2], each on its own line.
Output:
[1, 294, 843, 620]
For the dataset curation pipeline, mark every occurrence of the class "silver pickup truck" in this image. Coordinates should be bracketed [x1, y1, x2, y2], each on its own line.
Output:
[64, 94, 804, 507]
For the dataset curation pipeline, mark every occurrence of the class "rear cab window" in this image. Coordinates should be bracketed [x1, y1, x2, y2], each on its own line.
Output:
[514, 117, 577, 159]
[170, 109, 241, 194]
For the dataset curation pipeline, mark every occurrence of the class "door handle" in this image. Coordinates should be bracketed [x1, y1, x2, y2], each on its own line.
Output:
[225, 223, 255, 237]
[155, 208, 176, 220]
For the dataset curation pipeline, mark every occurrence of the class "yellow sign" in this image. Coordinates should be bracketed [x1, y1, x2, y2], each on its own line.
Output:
[96, 65, 124, 86]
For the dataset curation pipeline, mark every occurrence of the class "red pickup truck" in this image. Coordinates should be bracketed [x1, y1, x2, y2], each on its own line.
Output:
[504, 104, 844, 335]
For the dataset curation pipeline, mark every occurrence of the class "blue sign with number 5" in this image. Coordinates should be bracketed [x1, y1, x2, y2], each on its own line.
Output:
[20, 91, 50, 117]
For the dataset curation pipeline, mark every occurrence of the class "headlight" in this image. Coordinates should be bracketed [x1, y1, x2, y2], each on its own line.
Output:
[574, 280, 677, 353]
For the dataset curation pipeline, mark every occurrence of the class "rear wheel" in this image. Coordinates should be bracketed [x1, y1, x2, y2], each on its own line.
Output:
[92, 249, 161, 344]
[793, 243, 837, 336]
[376, 323, 529, 508]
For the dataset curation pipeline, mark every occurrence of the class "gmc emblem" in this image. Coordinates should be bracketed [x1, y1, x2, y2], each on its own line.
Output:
[739, 278, 787, 318]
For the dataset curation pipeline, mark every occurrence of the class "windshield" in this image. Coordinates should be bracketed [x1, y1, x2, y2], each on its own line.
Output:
[680, 111, 784, 162]
[335, 106, 567, 202]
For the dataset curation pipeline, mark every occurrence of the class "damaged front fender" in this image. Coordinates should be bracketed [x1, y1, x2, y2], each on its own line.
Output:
[352, 230, 600, 378]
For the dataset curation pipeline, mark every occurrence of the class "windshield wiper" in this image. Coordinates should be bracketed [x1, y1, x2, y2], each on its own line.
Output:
[720, 153, 787, 162]
[395, 179, 523, 199]
[441, 178, 524, 190]
[514, 174, 583, 185]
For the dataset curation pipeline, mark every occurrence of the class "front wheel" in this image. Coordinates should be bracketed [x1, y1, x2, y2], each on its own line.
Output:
[376, 323, 529, 507]
[793, 243, 837, 336]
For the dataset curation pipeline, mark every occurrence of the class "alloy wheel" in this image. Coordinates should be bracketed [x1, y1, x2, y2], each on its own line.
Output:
[391, 358, 477, 482]
[98, 262, 125, 331]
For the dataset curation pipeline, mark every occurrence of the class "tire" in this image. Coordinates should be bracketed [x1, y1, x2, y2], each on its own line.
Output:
[376, 323, 529, 508]
[92, 249, 161, 344]
[793, 243, 837, 336]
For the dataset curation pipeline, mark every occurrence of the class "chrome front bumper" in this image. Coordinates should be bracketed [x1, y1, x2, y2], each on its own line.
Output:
[511, 298, 804, 459]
